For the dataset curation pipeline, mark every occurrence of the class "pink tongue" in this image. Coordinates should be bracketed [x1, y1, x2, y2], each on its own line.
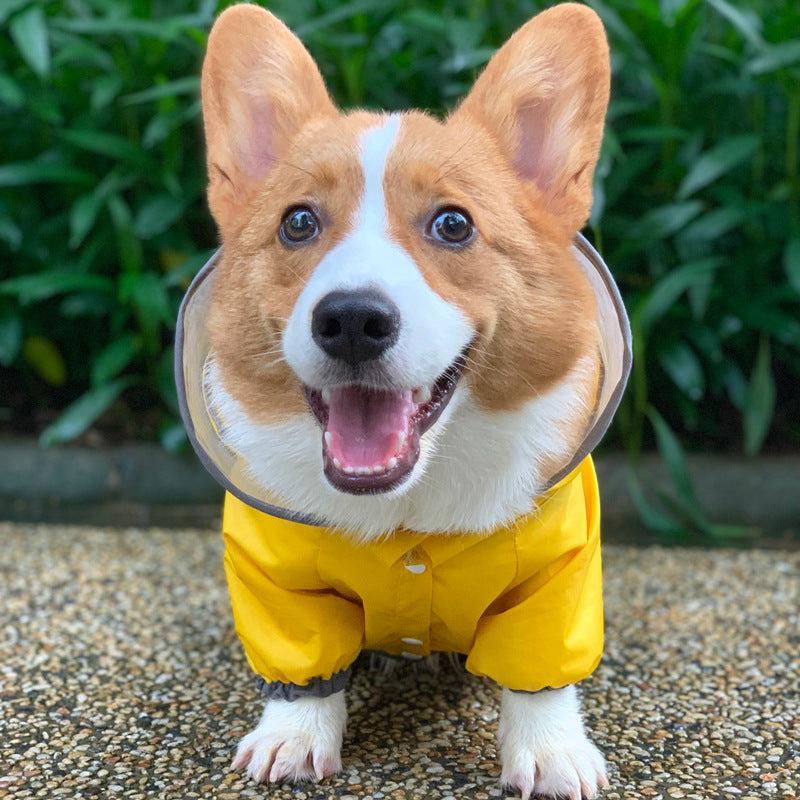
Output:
[326, 386, 413, 469]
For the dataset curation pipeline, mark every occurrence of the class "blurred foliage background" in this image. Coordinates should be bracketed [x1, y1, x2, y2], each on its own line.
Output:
[1, 0, 799, 537]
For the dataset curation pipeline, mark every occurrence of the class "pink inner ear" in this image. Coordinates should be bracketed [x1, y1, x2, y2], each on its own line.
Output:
[513, 98, 571, 192]
[236, 101, 278, 180]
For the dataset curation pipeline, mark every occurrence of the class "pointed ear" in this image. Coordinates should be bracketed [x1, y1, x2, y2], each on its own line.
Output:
[454, 3, 610, 235]
[201, 5, 337, 231]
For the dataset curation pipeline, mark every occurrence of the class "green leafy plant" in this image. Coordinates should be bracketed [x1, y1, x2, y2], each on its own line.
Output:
[590, 0, 800, 539]
[0, 0, 218, 449]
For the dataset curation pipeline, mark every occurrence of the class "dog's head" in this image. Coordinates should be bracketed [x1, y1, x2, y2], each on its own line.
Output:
[182, 3, 623, 536]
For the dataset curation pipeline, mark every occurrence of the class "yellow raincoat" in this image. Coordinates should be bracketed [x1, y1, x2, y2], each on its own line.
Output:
[223, 456, 603, 694]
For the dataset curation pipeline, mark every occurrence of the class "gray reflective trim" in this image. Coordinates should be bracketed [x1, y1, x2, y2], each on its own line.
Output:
[174, 249, 328, 527]
[255, 669, 350, 701]
[509, 685, 560, 694]
[541, 233, 633, 491]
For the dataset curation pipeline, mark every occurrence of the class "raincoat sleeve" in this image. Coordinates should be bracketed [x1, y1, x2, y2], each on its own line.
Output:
[223, 493, 365, 687]
[465, 458, 604, 692]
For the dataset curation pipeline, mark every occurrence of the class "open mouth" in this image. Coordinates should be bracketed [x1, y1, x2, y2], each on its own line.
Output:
[305, 352, 468, 494]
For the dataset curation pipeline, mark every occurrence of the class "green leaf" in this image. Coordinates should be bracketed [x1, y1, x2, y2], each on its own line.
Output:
[626, 468, 684, 536]
[39, 379, 133, 447]
[0, 216, 22, 250]
[49, 15, 196, 40]
[705, 0, 763, 47]
[0, 162, 94, 187]
[677, 206, 747, 248]
[646, 406, 697, 508]
[120, 272, 171, 344]
[121, 76, 201, 105]
[0, 305, 23, 365]
[784, 234, 800, 296]
[107, 194, 143, 274]
[657, 341, 705, 401]
[69, 192, 105, 249]
[133, 195, 186, 239]
[90, 73, 125, 110]
[722, 361, 748, 411]
[294, 0, 392, 37]
[677, 135, 761, 199]
[0, 74, 25, 108]
[629, 201, 705, 243]
[748, 40, 800, 75]
[9, 5, 50, 78]
[57, 128, 145, 163]
[141, 100, 201, 148]
[619, 125, 691, 144]
[637, 258, 723, 334]
[0, 271, 114, 304]
[659, 0, 693, 21]
[0, 0, 30, 25]
[740, 306, 800, 348]
[91, 335, 141, 387]
[22, 336, 67, 386]
[743, 336, 775, 456]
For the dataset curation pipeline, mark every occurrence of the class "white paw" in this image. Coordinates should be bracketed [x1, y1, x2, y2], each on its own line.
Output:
[231, 691, 347, 784]
[498, 685, 608, 800]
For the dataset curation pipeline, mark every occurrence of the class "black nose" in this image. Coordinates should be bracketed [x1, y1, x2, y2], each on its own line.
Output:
[311, 289, 401, 367]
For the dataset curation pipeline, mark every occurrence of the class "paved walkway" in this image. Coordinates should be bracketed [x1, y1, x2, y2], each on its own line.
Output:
[1, 522, 798, 800]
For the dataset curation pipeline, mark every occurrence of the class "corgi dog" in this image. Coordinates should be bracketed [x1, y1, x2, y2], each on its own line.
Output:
[177, 3, 631, 799]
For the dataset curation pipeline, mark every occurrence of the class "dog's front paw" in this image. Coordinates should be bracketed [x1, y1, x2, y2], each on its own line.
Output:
[498, 686, 608, 800]
[231, 692, 346, 784]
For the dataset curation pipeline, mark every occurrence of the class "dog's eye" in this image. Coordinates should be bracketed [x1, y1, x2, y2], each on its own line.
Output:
[430, 208, 474, 245]
[280, 206, 320, 244]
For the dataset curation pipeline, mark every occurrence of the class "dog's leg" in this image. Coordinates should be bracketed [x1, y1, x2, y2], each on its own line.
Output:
[232, 691, 346, 784]
[497, 685, 607, 800]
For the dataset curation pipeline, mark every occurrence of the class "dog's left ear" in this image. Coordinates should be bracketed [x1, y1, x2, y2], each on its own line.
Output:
[454, 3, 610, 236]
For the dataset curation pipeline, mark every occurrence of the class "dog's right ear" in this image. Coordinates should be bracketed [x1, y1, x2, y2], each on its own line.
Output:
[201, 5, 336, 233]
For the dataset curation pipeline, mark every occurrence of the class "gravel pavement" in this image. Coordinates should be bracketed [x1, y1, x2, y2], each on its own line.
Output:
[1, 522, 798, 800]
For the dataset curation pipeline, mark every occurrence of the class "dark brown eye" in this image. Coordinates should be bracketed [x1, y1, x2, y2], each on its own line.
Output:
[430, 207, 474, 245]
[280, 206, 320, 244]
[432, 209, 472, 244]
[430, 208, 475, 244]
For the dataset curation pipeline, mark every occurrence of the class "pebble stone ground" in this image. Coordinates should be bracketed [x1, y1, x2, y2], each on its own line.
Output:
[1, 522, 798, 800]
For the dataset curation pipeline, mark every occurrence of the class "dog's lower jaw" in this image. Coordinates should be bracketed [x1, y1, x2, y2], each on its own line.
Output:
[231, 692, 346, 784]
[498, 685, 608, 800]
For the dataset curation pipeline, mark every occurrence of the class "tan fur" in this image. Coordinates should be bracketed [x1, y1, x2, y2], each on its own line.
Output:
[201, 3, 609, 437]
[384, 112, 599, 413]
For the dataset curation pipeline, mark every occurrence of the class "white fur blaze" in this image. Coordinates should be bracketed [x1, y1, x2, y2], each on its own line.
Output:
[232, 693, 347, 784]
[282, 114, 473, 393]
[498, 686, 608, 800]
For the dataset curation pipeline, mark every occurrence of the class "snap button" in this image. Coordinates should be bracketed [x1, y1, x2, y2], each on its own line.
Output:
[405, 563, 426, 574]
[401, 637, 423, 646]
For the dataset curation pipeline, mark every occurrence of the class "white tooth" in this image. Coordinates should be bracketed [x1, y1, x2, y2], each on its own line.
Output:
[333, 457, 342, 469]
[321, 387, 331, 403]
[396, 431, 406, 451]
[413, 386, 432, 405]
[373, 464, 384, 474]
[387, 457, 398, 470]
[343, 466, 356, 474]
[324, 432, 332, 448]
[358, 466, 371, 475]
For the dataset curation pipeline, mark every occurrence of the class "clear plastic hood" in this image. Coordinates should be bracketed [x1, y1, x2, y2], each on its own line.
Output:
[175, 233, 632, 525]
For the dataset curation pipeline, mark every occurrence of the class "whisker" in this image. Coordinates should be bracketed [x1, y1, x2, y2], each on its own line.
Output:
[284, 160, 320, 182]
